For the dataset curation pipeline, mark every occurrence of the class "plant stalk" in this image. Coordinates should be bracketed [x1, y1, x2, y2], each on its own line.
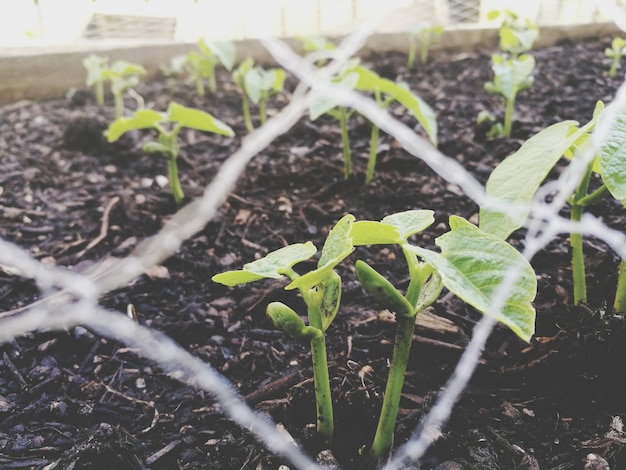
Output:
[195, 77, 205, 97]
[242, 93, 254, 132]
[614, 259, 626, 313]
[208, 63, 217, 93]
[503, 95, 515, 138]
[166, 156, 184, 205]
[338, 106, 351, 179]
[420, 43, 429, 64]
[95, 81, 104, 106]
[305, 296, 334, 444]
[570, 204, 586, 304]
[365, 124, 380, 184]
[407, 41, 416, 68]
[259, 93, 267, 126]
[114, 93, 124, 119]
[370, 314, 415, 458]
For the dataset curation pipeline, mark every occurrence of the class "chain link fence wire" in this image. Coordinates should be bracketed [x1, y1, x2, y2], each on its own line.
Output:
[2, 2, 626, 469]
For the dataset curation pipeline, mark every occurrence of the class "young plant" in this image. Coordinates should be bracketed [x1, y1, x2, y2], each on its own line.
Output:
[488, 9, 539, 59]
[479, 100, 626, 311]
[105, 102, 234, 205]
[605, 37, 626, 78]
[212, 215, 356, 444]
[232, 58, 286, 131]
[310, 60, 437, 182]
[170, 39, 236, 95]
[406, 23, 444, 67]
[484, 53, 535, 138]
[83, 54, 108, 105]
[101, 60, 146, 119]
[351, 211, 536, 458]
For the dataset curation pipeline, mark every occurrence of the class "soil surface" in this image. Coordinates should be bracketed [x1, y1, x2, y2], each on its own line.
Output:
[1, 36, 626, 470]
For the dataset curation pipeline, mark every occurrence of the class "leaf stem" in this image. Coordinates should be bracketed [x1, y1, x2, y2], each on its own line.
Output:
[259, 93, 267, 126]
[366, 124, 380, 184]
[370, 314, 415, 458]
[503, 95, 515, 137]
[570, 164, 593, 304]
[407, 40, 416, 68]
[95, 81, 104, 106]
[166, 155, 184, 205]
[114, 92, 124, 119]
[242, 93, 254, 132]
[195, 77, 205, 97]
[614, 258, 626, 313]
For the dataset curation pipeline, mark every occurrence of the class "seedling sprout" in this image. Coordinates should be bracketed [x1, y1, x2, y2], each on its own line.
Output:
[406, 23, 444, 67]
[605, 37, 626, 78]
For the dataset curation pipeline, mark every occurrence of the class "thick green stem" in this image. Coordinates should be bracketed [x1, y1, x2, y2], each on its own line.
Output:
[503, 95, 515, 138]
[365, 124, 380, 184]
[338, 106, 351, 179]
[95, 81, 104, 105]
[614, 259, 626, 313]
[259, 93, 267, 126]
[166, 156, 184, 205]
[242, 93, 254, 132]
[407, 41, 416, 68]
[305, 296, 334, 444]
[114, 92, 124, 119]
[370, 314, 415, 458]
[570, 204, 586, 304]
[577, 184, 609, 207]
[403, 248, 423, 308]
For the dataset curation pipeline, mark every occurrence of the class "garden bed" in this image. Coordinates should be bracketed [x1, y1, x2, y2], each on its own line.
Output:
[1, 34, 625, 469]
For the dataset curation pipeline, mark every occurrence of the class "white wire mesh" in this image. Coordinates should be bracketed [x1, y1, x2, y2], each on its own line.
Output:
[1, 3, 626, 469]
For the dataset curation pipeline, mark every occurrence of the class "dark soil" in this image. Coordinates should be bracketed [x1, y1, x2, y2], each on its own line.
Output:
[1, 35, 625, 469]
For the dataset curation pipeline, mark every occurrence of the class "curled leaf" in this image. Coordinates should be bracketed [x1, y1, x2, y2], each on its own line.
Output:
[267, 302, 321, 341]
[355, 260, 414, 318]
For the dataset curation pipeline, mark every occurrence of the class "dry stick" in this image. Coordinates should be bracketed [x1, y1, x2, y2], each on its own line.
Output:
[75, 196, 120, 259]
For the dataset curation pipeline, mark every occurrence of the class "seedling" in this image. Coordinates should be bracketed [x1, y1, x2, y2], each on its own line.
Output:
[605, 37, 626, 78]
[309, 60, 437, 182]
[484, 53, 535, 138]
[212, 215, 356, 444]
[83, 54, 108, 105]
[488, 9, 539, 59]
[406, 23, 444, 67]
[102, 60, 146, 119]
[105, 102, 234, 205]
[351, 211, 536, 457]
[169, 39, 236, 95]
[232, 58, 286, 131]
[480, 100, 626, 312]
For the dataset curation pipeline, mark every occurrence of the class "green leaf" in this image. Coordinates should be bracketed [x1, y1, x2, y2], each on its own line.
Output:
[378, 79, 438, 145]
[212, 242, 317, 286]
[286, 215, 355, 290]
[381, 210, 435, 241]
[109, 60, 146, 77]
[317, 270, 342, 331]
[210, 41, 236, 70]
[355, 260, 414, 317]
[414, 270, 443, 312]
[351, 221, 403, 246]
[266, 302, 321, 341]
[486, 54, 535, 101]
[105, 109, 163, 142]
[243, 67, 263, 104]
[410, 217, 536, 342]
[598, 98, 626, 205]
[167, 102, 234, 137]
[309, 72, 359, 120]
[480, 119, 583, 239]
[83, 54, 108, 85]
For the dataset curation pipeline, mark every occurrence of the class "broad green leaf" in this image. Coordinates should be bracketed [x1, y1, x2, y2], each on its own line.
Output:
[381, 210, 435, 241]
[212, 42, 236, 71]
[351, 221, 403, 246]
[109, 60, 146, 77]
[486, 54, 535, 101]
[355, 260, 414, 317]
[212, 242, 317, 286]
[480, 120, 581, 239]
[244, 67, 263, 104]
[410, 217, 536, 342]
[167, 102, 234, 136]
[351, 65, 382, 92]
[598, 98, 626, 205]
[106, 109, 163, 142]
[286, 215, 355, 290]
[83, 54, 107, 85]
[233, 57, 254, 88]
[378, 79, 438, 145]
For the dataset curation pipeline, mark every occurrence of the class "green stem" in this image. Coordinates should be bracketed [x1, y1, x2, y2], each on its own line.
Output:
[304, 295, 334, 444]
[195, 77, 205, 96]
[570, 165, 593, 304]
[577, 184, 609, 207]
[503, 95, 515, 138]
[259, 94, 267, 126]
[167, 155, 184, 205]
[242, 93, 254, 132]
[407, 41, 416, 68]
[609, 58, 619, 78]
[365, 124, 380, 184]
[208, 63, 217, 93]
[339, 106, 351, 179]
[420, 42, 429, 64]
[403, 247, 423, 308]
[614, 259, 626, 313]
[114, 92, 124, 119]
[370, 314, 415, 458]
[95, 81, 104, 105]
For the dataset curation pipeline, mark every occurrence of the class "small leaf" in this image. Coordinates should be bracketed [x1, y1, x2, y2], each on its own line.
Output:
[351, 221, 403, 246]
[381, 210, 435, 241]
[355, 260, 414, 317]
[414, 270, 443, 312]
[212, 242, 317, 286]
[318, 270, 342, 331]
[106, 109, 163, 142]
[286, 215, 355, 290]
[167, 102, 234, 136]
[267, 302, 321, 341]
[244, 67, 263, 104]
[410, 217, 536, 342]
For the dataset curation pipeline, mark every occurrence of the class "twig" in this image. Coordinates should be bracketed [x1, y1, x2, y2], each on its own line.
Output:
[75, 196, 120, 259]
